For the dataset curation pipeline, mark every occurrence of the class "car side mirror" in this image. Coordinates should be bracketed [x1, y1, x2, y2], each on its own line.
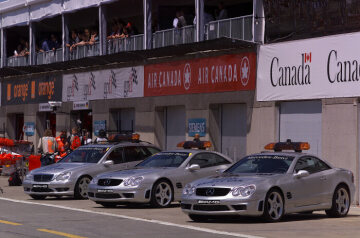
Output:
[216, 169, 226, 174]
[188, 164, 200, 172]
[104, 160, 114, 167]
[294, 170, 310, 179]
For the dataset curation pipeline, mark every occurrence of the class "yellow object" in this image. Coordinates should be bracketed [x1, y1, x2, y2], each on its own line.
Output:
[37, 229, 87, 238]
[0, 220, 23, 226]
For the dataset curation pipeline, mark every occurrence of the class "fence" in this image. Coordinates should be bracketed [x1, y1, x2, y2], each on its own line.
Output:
[36, 48, 63, 65]
[152, 25, 196, 49]
[7, 55, 29, 67]
[69, 42, 100, 60]
[107, 34, 144, 54]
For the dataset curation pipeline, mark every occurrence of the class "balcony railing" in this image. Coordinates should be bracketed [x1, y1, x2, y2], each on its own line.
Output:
[206, 15, 253, 41]
[7, 55, 29, 67]
[107, 34, 144, 54]
[36, 48, 63, 65]
[152, 25, 196, 49]
[69, 42, 100, 60]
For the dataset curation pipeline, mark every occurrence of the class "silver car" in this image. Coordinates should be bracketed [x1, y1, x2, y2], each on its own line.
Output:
[181, 150, 355, 222]
[88, 150, 233, 208]
[23, 143, 161, 200]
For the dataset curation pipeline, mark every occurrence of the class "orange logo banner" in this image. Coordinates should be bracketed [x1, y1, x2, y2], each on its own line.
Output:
[144, 53, 256, 97]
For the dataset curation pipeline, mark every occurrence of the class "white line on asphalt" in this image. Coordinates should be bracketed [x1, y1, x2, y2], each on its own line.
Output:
[0, 197, 264, 238]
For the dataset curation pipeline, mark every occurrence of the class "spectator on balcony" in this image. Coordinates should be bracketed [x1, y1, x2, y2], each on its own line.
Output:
[125, 22, 137, 36]
[173, 10, 187, 28]
[14, 44, 23, 57]
[48, 34, 61, 51]
[83, 28, 91, 42]
[67, 30, 80, 52]
[216, 2, 228, 20]
[107, 21, 119, 39]
[88, 29, 99, 45]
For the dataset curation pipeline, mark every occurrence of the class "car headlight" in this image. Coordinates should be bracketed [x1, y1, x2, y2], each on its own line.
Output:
[231, 185, 256, 197]
[123, 176, 144, 187]
[183, 184, 196, 195]
[25, 173, 33, 181]
[55, 172, 71, 181]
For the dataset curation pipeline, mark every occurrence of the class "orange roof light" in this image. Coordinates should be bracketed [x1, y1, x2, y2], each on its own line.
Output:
[109, 133, 140, 143]
[177, 141, 212, 150]
[264, 140, 310, 152]
[132, 133, 140, 141]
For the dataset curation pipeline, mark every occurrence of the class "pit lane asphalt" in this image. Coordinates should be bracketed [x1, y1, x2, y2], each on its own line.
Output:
[0, 176, 359, 238]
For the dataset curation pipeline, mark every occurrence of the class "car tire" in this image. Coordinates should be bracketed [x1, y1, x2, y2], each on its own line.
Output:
[263, 188, 284, 222]
[189, 214, 209, 222]
[74, 176, 92, 199]
[325, 185, 350, 218]
[30, 195, 47, 200]
[99, 202, 118, 208]
[150, 179, 173, 208]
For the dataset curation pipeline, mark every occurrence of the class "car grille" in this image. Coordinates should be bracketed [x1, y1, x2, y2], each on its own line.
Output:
[193, 205, 230, 211]
[181, 203, 191, 210]
[31, 188, 53, 193]
[97, 179, 123, 186]
[34, 174, 54, 182]
[196, 187, 231, 196]
[95, 193, 121, 199]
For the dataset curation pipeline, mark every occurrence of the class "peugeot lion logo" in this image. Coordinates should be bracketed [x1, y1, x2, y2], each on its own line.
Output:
[206, 188, 215, 196]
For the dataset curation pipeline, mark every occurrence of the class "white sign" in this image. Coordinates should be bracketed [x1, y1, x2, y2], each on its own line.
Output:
[39, 103, 52, 112]
[62, 66, 144, 102]
[73, 101, 89, 110]
[257, 32, 360, 101]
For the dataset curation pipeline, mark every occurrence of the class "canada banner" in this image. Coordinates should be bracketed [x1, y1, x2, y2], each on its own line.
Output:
[144, 53, 256, 96]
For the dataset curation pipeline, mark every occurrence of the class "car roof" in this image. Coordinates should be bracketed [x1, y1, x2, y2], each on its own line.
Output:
[80, 142, 158, 148]
[253, 151, 318, 158]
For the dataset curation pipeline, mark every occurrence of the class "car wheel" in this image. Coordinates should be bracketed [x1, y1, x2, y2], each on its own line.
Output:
[326, 185, 350, 218]
[189, 214, 209, 222]
[150, 180, 173, 208]
[30, 195, 47, 200]
[263, 188, 284, 222]
[74, 176, 92, 199]
[99, 202, 118, 208]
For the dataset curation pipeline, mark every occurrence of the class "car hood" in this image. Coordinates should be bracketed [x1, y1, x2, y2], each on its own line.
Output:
[97, 167, 177, 179]
[31, 163, 94, 175]
[193, 173, 281, 187]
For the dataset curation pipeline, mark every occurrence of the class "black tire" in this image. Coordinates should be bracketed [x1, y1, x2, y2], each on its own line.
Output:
[325, 185, 350, 218]
[189, 214, 209, 222]
[74, 176, 92, 199]
[30, 195, 47, 200]
[263, 188, 284, 222]
[150, 179, 173, 208]
[99, 202, 118, 208]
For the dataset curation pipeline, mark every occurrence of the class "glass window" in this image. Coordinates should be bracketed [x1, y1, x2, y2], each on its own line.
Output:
[189, 153, 231, 168]
[124, 147, 149, 163]
[107, 148, 124, 164]
[136, 152, 189, 168]
[225, 155, 294, 174]
[59, 147, 108, 163]
[294, 157, 331, 174]
[146, 147, 161, 156]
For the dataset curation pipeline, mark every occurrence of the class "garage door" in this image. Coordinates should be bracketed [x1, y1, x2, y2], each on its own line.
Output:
[221, 104, 247, 162]
[166, 106, 186, 150]
[112, 108, 135, 133]
[280, 101, 322, 156]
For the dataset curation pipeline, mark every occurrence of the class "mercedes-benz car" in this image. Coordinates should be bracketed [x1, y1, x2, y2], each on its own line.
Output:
[181, 141, 355, 222]
[23, 139, 160, 200]
[88, 142, 233, 208]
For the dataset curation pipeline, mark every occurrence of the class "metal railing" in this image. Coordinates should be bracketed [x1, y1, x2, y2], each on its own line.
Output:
[152, 25, 196, 49]
[36, 48, 63, 65]
[69, 42, 100, 60]
[7, 55, 29, 67]
[107, 34, 144, 54]
[206, 15, 253, 41]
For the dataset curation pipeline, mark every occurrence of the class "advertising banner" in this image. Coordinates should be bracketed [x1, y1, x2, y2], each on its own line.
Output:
[73, 101, 90, 110]
[188, 118, 206, 137]
[39, 103, 52, 112]
[62, 66, 144, 102]
[257, 32, 360, 101]
[94, 120, 106, 136]
[23, 122, 35, 137]
[144, 53, 256, 97]
[2, 75, 62, 106]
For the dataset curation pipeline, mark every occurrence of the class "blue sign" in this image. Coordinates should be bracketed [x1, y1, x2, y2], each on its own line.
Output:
[23, 122, 35, 136]
[94, 120, 106, 136]
[188, 118, 206, 137]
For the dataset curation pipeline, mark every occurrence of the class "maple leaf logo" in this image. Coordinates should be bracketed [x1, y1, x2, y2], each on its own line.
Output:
[183, 63, 191, 90]
[240, 57, 250, 86]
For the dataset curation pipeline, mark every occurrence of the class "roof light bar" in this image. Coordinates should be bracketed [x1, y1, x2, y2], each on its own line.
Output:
[264, 139, 310, 152]
[177, 141, 212, 150]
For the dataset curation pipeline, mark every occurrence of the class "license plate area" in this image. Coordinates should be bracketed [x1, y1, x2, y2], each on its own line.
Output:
[33, 184, 48, 188]
[197, 200, 220, 204]
[97, 189, 114, 193]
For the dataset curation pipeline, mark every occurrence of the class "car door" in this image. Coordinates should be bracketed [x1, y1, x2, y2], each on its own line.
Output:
[291, 156, 330, 207]
[123, 146, 155, 168]
[105, 147, 128, 172]
[182, 152, 231, 185]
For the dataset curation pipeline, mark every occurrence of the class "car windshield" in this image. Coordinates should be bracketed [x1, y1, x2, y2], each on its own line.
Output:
[136, 152, 190, 168]
[59, 147, 109, 163]
[225, 155, 294, 174]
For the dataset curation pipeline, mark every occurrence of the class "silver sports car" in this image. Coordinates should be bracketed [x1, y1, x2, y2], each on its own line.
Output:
[88, 149, 233, 208]
[181, 141, 355, 222]
[23, 142, 160, 200]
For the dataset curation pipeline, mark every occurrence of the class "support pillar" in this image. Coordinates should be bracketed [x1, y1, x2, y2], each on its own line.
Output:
[195, 0, 204, 42]
[143, 0, 152, 50]
[99, 4, 107, 56]
[29, 22, 36, 65]
[62, 13, 69, 61]
[1, 28, 7, 68]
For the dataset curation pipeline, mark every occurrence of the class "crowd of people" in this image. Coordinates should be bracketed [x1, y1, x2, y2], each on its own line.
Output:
[37, 128, 108, 166]
[107, 19, 138, 40]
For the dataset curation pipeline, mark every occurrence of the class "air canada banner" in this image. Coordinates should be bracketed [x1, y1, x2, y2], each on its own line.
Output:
[144, 53, 256, 96]
[62, 66, 144, 102]
[257, 31, 360, 101]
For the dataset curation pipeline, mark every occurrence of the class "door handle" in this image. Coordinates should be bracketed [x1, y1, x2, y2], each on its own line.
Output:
[320, 176, 327, 181]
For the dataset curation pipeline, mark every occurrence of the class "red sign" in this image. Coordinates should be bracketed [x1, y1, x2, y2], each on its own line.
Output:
[144, 53, 256, 96]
